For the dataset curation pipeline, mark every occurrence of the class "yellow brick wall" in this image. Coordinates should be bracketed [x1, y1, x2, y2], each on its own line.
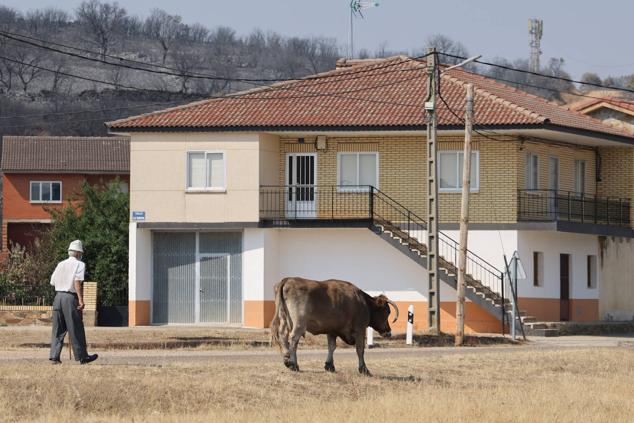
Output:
[597, 147, 634, 225]
[518, 140, 596, 193]
[277, 135, 627, 225]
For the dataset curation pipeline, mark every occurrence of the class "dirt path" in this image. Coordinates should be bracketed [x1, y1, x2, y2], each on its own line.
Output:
[1, 335, 632, 366]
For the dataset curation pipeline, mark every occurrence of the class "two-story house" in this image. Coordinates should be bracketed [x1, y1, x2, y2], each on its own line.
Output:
[1, 136, 130, 253]
[108, 56, 634, 331]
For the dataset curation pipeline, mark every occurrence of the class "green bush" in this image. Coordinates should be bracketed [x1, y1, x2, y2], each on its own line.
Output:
[45, 180, 129, 306]
[0, 180, 129, 306]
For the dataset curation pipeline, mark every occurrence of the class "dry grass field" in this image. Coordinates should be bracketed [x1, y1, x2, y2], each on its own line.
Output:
[0, 326, 511, 350]
[1, 347, 632, 422]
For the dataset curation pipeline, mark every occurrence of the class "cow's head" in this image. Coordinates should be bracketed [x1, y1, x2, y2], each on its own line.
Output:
[369, 295, 399, 338]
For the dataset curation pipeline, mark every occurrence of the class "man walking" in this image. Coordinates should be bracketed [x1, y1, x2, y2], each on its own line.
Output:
[49, 240, 98, 365]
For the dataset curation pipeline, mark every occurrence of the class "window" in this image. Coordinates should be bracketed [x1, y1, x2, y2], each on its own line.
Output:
[30, 181, 62, 203]
[525, 153, 539, 190]
[438, 151, 479, 192]
[548, 156, 559, 191]
[575, 160, 586, 194]
[337, 152, 378, 189]
[187, 151, 225, 190]
[533, 252, 543, 287]
[587, 255, 597, 288]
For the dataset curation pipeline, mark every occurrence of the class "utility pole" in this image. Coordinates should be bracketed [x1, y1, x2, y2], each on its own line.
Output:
[455, 83, 474, 346]
[425, 47, 440, 334]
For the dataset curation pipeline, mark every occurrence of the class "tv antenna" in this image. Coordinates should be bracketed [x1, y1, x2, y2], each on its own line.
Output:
[349, 1, 380, 59]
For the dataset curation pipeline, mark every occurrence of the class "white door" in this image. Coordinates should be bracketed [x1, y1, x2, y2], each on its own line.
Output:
[286, 153, 317, 219]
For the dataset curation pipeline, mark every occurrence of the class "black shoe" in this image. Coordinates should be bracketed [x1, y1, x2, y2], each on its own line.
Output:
[49, 358, 62, 365]
[79, 354, 98, 365]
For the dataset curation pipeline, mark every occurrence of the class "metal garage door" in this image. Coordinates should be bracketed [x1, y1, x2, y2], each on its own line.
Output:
[152, 232, 242, 325]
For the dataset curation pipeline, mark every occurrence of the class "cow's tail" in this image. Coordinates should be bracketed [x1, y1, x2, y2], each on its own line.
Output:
[270, 278, 292, 350]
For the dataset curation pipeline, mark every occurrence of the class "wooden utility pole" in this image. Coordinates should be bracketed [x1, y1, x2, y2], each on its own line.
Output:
[425, 47, 440, 334]
[456, 83, 474, 346]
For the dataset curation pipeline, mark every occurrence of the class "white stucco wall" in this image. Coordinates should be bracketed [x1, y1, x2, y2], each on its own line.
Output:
[517, 231, 599, 299]
[440, 229, 517, 273]
[599, 236, 634, 321]
[128, 223, 152, 302]
[270, 228, 445, 302]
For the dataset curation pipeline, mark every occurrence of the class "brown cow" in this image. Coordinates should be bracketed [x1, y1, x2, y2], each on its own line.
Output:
[270, 277, 399, 376]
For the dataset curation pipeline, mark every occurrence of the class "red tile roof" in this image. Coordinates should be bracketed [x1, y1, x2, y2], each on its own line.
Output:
[107, 56, 634, 140]
[1, 136, 129, 173]
[570, 97, 634, 115]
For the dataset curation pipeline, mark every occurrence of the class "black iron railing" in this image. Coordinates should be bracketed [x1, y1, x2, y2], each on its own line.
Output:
[260, 185, 507, 320]
[518, 189, 631, 227]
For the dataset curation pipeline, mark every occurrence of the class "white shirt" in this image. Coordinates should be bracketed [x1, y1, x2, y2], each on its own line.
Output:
[50, 256, 86, 293]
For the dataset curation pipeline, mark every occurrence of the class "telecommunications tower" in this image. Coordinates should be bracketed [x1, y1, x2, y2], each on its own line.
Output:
[528, 18, 543, 73]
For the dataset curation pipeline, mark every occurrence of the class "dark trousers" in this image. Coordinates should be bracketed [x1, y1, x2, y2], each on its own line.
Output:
[49, 292, 88, 361]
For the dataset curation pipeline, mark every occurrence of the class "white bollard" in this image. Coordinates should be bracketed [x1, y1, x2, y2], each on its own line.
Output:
[366, 326, 374, 347]
[406, 304, 414, 345]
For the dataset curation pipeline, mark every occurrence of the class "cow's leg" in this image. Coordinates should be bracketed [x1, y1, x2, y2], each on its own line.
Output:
[324, 334, 337, 373]
[278, 319, 292, 367]
[287, 323, 305, 372]
[355, 331, 371, 376]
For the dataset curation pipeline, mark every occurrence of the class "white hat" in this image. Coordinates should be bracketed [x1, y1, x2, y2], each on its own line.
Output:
[68, 240, 84, 253]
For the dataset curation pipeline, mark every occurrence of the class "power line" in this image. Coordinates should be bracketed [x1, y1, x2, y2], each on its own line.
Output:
[0, 29, 432, 87]
[437, 51, 634, 95]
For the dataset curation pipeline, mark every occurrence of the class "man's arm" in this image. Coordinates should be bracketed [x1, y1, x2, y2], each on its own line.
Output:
[74, 279, 84, 311]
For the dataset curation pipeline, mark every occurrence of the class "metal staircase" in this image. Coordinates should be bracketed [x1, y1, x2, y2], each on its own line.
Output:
[259, 184, 525, 334]
[370, 187, 522, 333]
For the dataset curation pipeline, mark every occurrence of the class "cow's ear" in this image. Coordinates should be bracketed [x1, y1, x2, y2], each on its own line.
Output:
[374, 295, 388, 307]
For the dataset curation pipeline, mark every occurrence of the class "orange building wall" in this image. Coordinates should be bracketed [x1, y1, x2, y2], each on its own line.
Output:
[244, 300, 503, 334]
[2, 173, 129, 251]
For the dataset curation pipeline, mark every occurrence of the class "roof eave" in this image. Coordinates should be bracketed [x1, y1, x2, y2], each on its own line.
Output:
[107, 122, 634, 145]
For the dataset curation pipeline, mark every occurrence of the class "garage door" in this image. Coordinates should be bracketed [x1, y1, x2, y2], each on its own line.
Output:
[152, 232, 242, 324]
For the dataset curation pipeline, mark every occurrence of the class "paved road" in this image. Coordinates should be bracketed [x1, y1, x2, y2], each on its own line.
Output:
[1, 335, 632, 366]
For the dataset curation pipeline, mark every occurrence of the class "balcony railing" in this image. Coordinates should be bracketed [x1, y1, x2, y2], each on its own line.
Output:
[259, 185, 373, 223]
[518, 189, 631, 227]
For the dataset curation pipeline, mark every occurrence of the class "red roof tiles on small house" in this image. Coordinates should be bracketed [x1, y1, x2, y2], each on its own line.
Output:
[570, 97, 634, 115]
[107, 56, 634, 141]
[1, 136, 130, 173]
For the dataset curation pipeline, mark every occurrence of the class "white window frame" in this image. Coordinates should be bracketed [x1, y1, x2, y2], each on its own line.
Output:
[336, 152, 379, 192]
[29, 181, 62, 203]
[525, 153, 539, 190]
[548, 156, 560, 191]
[186, 151, 227, 192]
[438, 150, 480, 193]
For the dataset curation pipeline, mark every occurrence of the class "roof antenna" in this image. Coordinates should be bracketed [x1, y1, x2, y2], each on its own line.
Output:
[349, 1, 380, 59]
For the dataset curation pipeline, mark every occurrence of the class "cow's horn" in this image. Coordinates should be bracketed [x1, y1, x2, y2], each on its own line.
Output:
[387, 299, 399, 323]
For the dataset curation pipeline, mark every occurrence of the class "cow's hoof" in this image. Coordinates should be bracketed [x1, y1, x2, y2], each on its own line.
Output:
[288, 363, 300, 372]
[358, 366, 372, 377]
[324, 362, 336, 373]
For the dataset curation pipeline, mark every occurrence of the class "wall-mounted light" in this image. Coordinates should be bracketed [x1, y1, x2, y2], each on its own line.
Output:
[316, 135, 327, 151]
[298, 137, 305, 144]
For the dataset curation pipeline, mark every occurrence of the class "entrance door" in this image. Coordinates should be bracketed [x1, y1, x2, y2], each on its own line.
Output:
[199, 254, 230, 324]
[548, 157, 559, 219]
[560, 254, 570, 321]
[286, 153, 317, 219]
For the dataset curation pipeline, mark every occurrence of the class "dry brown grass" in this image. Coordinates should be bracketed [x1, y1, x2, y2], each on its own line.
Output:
[1, 348, 632, 422]
[0, 326, 511, 350]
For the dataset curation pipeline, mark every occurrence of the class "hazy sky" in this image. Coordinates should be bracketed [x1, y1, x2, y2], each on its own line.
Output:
[4, 0, 633, 79]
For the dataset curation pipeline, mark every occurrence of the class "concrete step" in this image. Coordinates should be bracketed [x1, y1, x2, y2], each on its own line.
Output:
[526, 328, 560, 337]
[525, 322, 548, 330]
[521, 316, 537, 323]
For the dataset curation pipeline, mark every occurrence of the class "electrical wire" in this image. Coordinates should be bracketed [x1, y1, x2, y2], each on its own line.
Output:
[437, 51, 634, 95]
[0, 29, 431, 87]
